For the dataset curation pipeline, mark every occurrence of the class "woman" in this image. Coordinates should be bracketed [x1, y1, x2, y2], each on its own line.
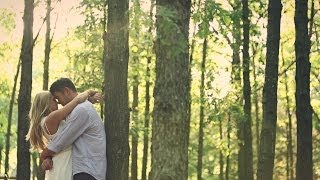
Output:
[26, 90, 101, 180]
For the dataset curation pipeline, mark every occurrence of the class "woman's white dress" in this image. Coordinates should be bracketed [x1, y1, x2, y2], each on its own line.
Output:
[41, 118, 72, 180]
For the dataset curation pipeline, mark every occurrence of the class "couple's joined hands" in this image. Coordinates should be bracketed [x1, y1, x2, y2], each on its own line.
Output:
[76, 90, 103, 104]
[41, 158, 53, 170]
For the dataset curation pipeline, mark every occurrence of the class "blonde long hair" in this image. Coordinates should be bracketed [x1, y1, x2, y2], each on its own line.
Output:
[26, 91, 51, 151]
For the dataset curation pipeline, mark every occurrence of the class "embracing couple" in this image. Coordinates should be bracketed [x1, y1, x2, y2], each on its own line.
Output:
[26, 78, 107, 180]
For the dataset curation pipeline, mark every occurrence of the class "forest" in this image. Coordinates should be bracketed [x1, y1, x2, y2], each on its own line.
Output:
[0, 0, 319, 179]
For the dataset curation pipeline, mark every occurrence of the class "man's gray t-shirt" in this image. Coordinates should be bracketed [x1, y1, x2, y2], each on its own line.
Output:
[47, 100, 107, 180]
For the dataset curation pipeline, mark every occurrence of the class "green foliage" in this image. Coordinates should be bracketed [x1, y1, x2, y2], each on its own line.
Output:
[127, 0, 156, 139]
[0, 9, 16, 33]
[63, 0, 105, 91]
[0, 79, 18, 162]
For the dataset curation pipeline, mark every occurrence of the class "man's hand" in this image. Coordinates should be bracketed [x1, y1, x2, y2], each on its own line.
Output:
[41, 158, 53, 170]
[40, 148, 55, 162]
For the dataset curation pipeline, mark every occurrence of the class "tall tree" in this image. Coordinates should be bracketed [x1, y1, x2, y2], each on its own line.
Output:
[282, 44, 294, 180]
[4, 60, 20, 179]
[230, 1, 242, 86]
[295, 0, 313, 179]
[251, 44, 262, 168]
[256, 0, 282, 179]
[104, 0, 130, 179]
[131, 72, 139, 180]
[43, 0, 52, 90]
[36, 1, 53, 179]
[101, 0, 107, 119]
[228, 2, 242, 179]
[16, 0, 34, 179]
[149, 0, 191, 179]
[130, 1, 141, 179]
[239, 0, 253, 179]
[219, 108, 224, 180]
[226, 113, 231, 180]
[141, 1, 155, 179]
[197, 37, 207, 180]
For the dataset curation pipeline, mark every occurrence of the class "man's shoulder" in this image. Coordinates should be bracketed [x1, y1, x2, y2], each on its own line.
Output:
[74, 100, 96, 113]
[75, 100, 92, 108]
[68, 101, 91, 114]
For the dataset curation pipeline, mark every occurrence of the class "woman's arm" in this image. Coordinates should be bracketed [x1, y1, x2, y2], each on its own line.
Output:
[44, 90, 97, 135]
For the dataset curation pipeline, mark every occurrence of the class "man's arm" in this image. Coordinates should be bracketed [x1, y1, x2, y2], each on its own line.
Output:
[46, 105, 90, 153]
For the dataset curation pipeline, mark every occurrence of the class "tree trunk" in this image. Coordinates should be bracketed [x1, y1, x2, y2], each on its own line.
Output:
[36, 1, 52, 179]
[36, 158, 45, 180]
[101, 0, 107, 120]
[197, 37, 207, 180]
[225, 113, 231, 180]
[104, 0, 130, 179]
[131, 82, 139, 180]
[17, 0, 34, 179]
[295, 0, 312, 179]
[150, 0, 191, 179]
[219, 116, 224, 180]
[43, 0, 51, 90]
[142, 51, 151, 180]
[230, 1, 242, 86]
[226, 2, 242, 179]
[141, 1, 154, 180]
[0, 145, 2, 174]
[281, 43, 294, 180]
[239, 0, 253, 179]
[252, 45, 261, 171]
[229, 3, 242, 179]
[130, 60, 139, 180]
[31, 153, 37, 180]
[256, 0, 282, 179]
[4, 59, 20, 179]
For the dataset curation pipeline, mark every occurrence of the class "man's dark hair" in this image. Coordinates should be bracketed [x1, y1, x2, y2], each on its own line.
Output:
[50, 78, 77, 94]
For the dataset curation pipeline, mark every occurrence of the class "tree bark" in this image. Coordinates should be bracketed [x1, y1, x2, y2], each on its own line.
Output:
[256, 0, 282, 179]
[150, 0, 191, 179]
[252, 45, 261, 170]
[104, 0, 130, 179]
[295, 0, 313, 179]
[197, 37, 207, 180]
[239, 0, 253, 179]
[17, 0, 34, 179]
[43, 0, 51, 90]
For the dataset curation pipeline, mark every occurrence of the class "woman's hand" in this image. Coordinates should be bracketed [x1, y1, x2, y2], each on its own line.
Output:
[88, 92, 103, 104]
[75, 90, 97, 104]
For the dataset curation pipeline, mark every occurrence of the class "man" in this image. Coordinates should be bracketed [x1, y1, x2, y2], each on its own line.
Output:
[41, 78, 107, 180]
